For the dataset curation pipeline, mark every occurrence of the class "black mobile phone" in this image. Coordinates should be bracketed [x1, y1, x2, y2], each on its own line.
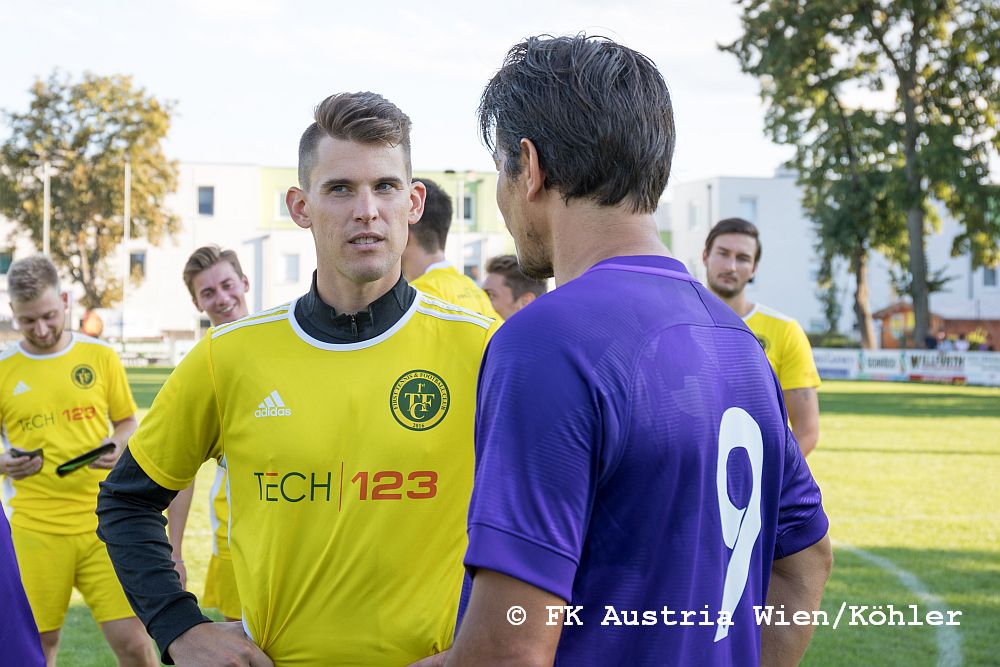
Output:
[56, 443, 116, 477]
[10, 447, 43, 459]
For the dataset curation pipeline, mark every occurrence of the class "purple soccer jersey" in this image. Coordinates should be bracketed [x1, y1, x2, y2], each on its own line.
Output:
[459, 256, 828, 665]
[0, 511, 45, 666]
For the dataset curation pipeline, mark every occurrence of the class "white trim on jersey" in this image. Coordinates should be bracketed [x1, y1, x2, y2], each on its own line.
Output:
[417, 292, 494, 329]
[211, 309, 291, 340]
[285, 295, 421, 352]
[742, 303, 795, 324]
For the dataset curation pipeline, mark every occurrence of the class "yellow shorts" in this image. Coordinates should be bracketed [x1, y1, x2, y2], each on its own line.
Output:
[202, 553, 241, 619]
[11, 525, 135, 633]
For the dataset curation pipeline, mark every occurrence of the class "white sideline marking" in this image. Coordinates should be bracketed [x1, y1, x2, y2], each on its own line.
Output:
[836, 541, 963, 666]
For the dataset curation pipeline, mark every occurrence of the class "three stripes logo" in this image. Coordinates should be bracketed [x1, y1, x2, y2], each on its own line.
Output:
[255, 390, 292, 418]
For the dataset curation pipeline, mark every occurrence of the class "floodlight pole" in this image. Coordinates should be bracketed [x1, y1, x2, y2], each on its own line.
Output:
[42, 161, 50, 256]
[121, 159, 131, 347]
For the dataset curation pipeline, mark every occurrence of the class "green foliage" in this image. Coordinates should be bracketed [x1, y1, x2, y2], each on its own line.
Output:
[0, 71, 179, 308]
[723, 0, 1000, 343]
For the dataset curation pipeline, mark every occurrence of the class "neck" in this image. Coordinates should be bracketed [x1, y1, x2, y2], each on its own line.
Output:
[315, 265, 402, 315]
[549, 202, 669, 286]
[22, 331, 72, 356]
[718, 291, 754, 318]
[402, 247, 446, 282]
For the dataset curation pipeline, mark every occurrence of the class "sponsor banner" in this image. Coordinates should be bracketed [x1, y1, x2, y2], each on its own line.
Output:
[966, 352, 1000, 386]
[904, 351, 966, 384]
[813, 349, 860, 380]
[814, 348, 1000, 387]
[857, 350, 906, 381]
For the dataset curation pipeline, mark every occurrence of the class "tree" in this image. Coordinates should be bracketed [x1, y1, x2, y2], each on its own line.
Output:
[0, 71, 179, 308]
[724, 0, 1000, 347]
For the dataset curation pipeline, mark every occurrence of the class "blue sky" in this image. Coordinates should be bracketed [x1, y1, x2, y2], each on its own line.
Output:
[0, 0, 795, 195]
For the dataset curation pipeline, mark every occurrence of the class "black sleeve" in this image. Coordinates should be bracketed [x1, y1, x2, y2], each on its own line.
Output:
[96, 448, 212, 664]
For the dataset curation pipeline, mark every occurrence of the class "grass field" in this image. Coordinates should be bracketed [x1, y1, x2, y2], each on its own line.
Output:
[58, 373, 999, 665]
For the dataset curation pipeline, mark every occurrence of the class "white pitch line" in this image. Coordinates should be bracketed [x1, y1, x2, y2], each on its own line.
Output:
[836, 541, 963, 667]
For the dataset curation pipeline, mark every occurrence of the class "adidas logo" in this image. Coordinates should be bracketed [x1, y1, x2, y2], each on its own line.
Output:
[13, 381, 31, 396]
[255, 390, 292, 418]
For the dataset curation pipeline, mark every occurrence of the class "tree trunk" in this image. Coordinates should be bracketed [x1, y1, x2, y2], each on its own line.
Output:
[851, 246, 876, 349]
[899, 70, 930, 348]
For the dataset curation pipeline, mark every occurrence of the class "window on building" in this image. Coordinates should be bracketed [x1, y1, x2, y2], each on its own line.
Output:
[277, 192, 291, 219]
[0, 250, 13, 275]
[688, 202, 699, 230]
[738, 196, 757, 223]
[198, 186, 215, 215]
[129, 251, 146, 280]
[463, 193, 475, 221]
[284, 253, 300, 283]
[985, 267, 998, 287]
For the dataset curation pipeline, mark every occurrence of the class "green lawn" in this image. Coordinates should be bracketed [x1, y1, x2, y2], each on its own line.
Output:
[59, 374, 999, 665]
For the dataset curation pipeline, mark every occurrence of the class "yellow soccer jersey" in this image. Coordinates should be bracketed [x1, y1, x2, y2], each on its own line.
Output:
[744, 304, 821, 391]
[410, 263, 500, 320]
[129, 294, 496, 666]
[0, 333, 137, 534]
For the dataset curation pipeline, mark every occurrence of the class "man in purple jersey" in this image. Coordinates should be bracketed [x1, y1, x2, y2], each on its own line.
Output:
[443, 35, 832, 666]
[1, 511, 46, 666]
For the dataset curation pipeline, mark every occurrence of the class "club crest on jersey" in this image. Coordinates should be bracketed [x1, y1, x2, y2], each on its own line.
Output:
[755, 334, 770, 353]
[390, 370, 449, 431]
[71, 364, 96, 389]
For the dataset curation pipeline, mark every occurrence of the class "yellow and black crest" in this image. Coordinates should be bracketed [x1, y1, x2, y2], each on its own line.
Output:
[71, 364, 97, 389]
[390, 370, 450, 431]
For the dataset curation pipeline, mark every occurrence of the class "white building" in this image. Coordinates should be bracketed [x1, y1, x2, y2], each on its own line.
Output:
[667, 172, 1000, 338]
[0, 162, 513, 348]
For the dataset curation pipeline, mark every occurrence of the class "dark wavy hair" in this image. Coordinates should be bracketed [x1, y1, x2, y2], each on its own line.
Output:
[479, 34, 675, 214]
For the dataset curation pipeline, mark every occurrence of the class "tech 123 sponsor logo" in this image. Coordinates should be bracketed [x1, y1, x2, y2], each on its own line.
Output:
[254, 468, 438, 504]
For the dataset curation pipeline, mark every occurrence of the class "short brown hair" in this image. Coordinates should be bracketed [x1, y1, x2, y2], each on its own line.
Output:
[183, 245, 244, 299]
[298, 92, 412, 190]
[486, 255, 548, 300]
[411, 178, 451, 252]
[705, 218, 762, 265]
[7, 255, 60, 303]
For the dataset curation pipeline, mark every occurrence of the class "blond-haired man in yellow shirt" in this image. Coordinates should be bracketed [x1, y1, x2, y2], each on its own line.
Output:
[703, 218, 821, 456]
[0, 255, 156, 666]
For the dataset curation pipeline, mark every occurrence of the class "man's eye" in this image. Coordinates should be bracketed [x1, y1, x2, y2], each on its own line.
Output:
[375, 183, 394, 191]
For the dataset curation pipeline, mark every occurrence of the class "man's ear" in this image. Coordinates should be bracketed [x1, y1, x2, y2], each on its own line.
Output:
[520, 138, 546, 202]
[287, 187, 311, 230]
[408, 179, 427, 225]
[702, 248, 710, 267]
[516, 291, 537, 309]
[241, 275, 250, 294]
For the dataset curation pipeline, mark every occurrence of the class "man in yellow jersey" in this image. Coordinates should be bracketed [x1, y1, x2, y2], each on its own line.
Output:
[401, 177, 499, 319]
[481, 254, 547, 320]
[165, 245, 248, 621]
[703, 217, 821, 455]
[98, 92, 496, 667]
[0, 255, 156, 667]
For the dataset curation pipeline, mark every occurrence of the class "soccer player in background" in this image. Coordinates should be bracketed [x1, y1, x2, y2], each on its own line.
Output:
[703, 218, 821, 456]
[0, 255, 156, 667]
[98, 92, 495, 666]
[402, 177, 499, 319]
[165, 245, 249, 622]
[445, 35, 832, 666]
[481, 254, 547, 320]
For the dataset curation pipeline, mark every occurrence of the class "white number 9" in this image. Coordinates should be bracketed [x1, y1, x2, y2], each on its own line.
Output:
[714, 407, 763, 642]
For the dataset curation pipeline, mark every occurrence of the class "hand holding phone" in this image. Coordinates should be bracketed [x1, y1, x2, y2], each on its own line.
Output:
[2, 448, 44, 480]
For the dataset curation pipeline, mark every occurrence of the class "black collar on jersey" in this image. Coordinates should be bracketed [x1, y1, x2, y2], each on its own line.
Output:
[293, 270, 416, 344]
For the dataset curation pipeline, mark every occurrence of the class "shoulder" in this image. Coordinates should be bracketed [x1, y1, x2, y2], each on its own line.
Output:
[0, 342, 23, 365]
[750, 303, 797, 324]
[413, 292, 495, 332]
[209, 303, 292, 342]
[72, 332, 116, 355]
